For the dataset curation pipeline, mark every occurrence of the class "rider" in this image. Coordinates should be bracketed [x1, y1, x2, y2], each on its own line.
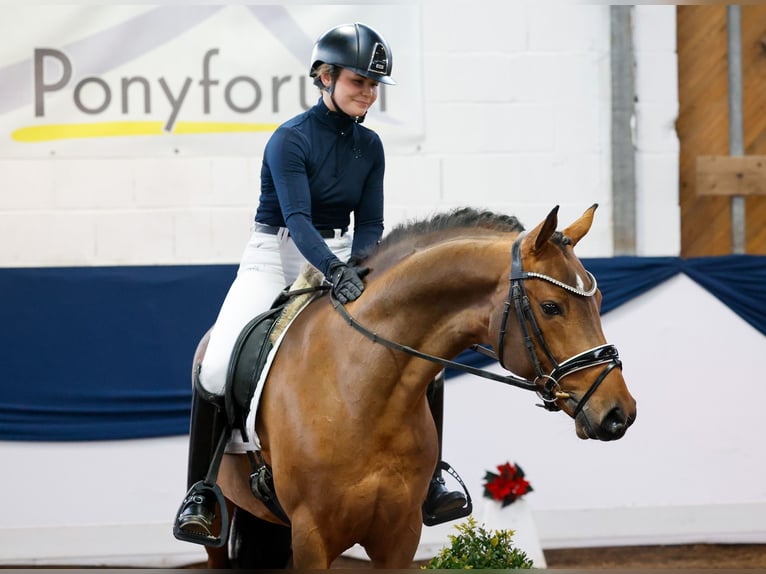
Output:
[173, 22, 468, 546]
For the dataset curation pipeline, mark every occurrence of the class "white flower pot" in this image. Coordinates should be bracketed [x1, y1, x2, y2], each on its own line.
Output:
[343, 497, 547, 567]
[477, 498, 547, 568]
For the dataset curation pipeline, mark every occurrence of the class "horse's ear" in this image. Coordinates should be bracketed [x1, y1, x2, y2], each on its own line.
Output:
[532, 205, 559, 252]
[563, 203, 598, 246]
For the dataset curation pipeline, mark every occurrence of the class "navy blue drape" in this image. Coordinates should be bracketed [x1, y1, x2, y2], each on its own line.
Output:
[1, 256, 764, 441]
[1, 266, 233, 441]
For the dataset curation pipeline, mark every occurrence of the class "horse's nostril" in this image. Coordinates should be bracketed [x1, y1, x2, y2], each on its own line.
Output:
[601, 406, 628, 439]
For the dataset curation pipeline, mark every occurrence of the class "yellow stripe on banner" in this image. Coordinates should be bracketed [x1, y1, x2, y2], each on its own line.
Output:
[12, 122, 166, 142]
[11, 121, 279, 142]
[173, 121, 280, 134]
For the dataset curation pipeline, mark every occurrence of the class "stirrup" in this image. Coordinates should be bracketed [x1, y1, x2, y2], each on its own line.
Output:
[173, 481, 230, 548]
[422, 461, 473, 527]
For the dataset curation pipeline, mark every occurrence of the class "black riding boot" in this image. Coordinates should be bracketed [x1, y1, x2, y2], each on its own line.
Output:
[173, 375, 230, 547]
[422, 372, 470, 526]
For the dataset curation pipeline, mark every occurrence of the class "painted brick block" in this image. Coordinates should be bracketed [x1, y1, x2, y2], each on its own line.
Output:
[552, 101, 606, 154]
[517, 153, 605, 205]
[210, 157, 258, 208]
[132, 158, 213, 209]
[423, 102, 554, 154]
[635, 52, 679, 104]
[384, 155, 442, 208]
[423, 52, 519, 103]
[422, 0, 526, 53]
[174, 207, 252, 264]
[635, 152, 681, 257]
[0, 160, 55, 210]
[94, 210, 174, 264]
[634, 5, 677, 54]
[440, 155, 524, 205]
[0, 211, 95, 267]
[52, 159, 136, 210]
[527, 4, 609, 52]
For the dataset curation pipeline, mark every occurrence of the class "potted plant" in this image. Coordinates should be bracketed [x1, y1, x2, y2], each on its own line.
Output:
[423, 516, 534, 569]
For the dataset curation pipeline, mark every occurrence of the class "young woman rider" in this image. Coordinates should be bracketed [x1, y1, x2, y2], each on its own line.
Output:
[173, 22, 468, 546]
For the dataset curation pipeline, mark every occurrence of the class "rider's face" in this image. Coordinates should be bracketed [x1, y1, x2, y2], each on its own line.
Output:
[322, 68, 379, 117]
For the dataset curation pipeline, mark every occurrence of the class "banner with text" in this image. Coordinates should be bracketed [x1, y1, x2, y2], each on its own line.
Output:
[0, 4, 422, 157]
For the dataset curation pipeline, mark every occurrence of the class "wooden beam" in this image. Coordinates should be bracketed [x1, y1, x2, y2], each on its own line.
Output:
[696, 155, 766, 196]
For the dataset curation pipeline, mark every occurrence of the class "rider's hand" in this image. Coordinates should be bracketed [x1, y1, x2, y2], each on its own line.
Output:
[328, 262, 370, 304]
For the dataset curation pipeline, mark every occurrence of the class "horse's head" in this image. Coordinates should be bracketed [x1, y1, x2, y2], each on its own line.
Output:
[492, 204, 636, 441]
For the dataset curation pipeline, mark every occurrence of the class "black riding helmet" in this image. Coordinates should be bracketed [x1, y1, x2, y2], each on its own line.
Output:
[310, 22, 395, 86]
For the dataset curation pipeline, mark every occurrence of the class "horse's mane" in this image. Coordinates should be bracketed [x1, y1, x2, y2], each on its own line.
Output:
[354, 208, 584, 277]
[372, 207, 525, 255]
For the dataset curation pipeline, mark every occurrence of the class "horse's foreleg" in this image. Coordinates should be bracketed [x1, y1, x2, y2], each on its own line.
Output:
[205, 498, 235, 568]
[290, 532, 333, 569]
[288, 510, 337, 570]
[364, 515, 422, 569]
[366, 538, 420, 569]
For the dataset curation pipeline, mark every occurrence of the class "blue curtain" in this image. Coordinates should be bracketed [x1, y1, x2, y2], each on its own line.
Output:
[1, 256, 764, 441]
[1, 266, 233, 441]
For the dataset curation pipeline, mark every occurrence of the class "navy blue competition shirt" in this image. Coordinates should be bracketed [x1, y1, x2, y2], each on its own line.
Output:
[255, 98, 385, 276]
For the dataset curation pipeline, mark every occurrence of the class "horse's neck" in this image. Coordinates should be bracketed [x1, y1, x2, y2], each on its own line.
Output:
[360, 237, 510, 378]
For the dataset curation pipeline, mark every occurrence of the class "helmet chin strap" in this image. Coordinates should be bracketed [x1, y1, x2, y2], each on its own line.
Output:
[326, 82, 366, 124]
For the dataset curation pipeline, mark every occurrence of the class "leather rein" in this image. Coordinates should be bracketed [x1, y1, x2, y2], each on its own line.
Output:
[329, 233, 623, 415]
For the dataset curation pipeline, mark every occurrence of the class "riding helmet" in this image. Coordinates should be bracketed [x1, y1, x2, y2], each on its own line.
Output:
[310, 22, 395, 85]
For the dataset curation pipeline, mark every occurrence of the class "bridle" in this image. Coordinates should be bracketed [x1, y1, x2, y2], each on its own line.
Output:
[496, 233, 623, 415]
[329, 233, 622, 416]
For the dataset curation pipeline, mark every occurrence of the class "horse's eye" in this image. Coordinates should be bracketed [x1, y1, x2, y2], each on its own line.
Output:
[541, 301, 562, 315]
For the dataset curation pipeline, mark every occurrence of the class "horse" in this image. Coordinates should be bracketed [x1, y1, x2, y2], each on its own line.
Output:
[198, 204, 636, 569]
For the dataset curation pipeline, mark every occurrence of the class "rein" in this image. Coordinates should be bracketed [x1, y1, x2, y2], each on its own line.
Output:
[330, 296, 539, 393]
[330, 233, 622, 415]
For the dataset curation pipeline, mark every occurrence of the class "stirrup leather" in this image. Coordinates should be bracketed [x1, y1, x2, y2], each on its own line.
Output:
[422, 461, 473, 526]
[174, 405, 231, 548]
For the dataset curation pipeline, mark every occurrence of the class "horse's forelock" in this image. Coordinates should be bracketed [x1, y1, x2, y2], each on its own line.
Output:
[552, 231, 572, 247]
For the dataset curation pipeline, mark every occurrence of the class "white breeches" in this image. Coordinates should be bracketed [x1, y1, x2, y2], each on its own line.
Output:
[198, 227, 352, 396]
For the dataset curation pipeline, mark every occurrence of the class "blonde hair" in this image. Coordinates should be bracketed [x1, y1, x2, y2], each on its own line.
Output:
[312, 63, 341, 90]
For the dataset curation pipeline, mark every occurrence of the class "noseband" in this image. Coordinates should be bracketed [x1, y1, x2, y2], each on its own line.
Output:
[329, 233, 622, 416]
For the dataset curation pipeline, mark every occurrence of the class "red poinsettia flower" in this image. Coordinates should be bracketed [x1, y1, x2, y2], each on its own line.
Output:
[482, 461, 533, 507]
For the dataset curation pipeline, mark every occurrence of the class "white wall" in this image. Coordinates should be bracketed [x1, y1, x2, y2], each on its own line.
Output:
[3, 2, 740, 567]
[633, 5, 680, 256]
[0, 3, 680, 267]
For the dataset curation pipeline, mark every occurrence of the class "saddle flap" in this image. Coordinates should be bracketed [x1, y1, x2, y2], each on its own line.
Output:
[224, 306, 284, 432]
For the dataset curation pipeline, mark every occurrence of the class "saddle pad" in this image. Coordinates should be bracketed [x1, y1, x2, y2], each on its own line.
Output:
[225, 293, 317, 453]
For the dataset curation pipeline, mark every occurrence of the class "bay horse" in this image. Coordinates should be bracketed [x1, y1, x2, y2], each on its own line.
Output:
[200, 204, 636, 569]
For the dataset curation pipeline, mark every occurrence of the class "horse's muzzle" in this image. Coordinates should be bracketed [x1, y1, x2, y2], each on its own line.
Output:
[576, 402, 637, 441]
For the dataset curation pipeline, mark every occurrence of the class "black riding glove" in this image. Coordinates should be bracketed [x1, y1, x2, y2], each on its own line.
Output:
[347, 255, 364, 268]
[328, 262, 370, 304]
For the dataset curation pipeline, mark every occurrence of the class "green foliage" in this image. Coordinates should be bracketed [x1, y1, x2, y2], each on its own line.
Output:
[423, 516, 534, 570]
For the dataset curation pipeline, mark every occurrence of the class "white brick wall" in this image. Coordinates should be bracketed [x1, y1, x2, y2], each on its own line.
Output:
[633, 5, 681, 256]
[0, 2, 680, 267]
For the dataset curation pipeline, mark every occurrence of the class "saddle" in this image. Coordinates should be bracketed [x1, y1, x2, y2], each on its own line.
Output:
[222, 274, 326, 525]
